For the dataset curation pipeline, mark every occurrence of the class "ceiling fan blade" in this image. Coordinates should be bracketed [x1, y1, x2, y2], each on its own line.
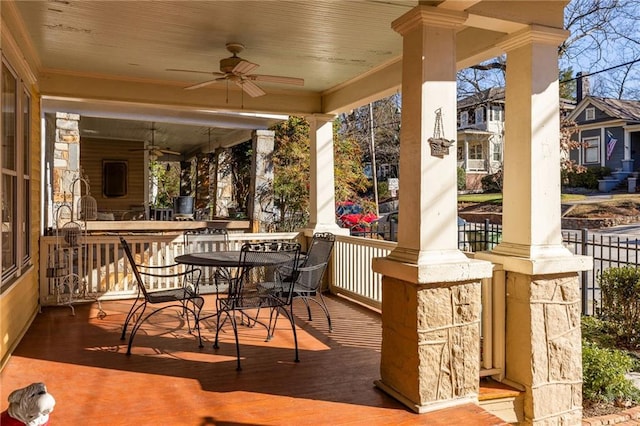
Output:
[250, 74, 305, 86]
[184, 77, 226, 90]
[232, 59, 259, 75]
[160, 149, 181, 156]
[166, 68, 225, 76]
[235, 79, 266, 97]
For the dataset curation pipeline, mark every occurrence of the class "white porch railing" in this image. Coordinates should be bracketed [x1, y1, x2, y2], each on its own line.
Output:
[467, 159, 487, 171]
[330, 235, 395, 310]
[38, 231, 502, 377]
[329, 234, 504, 377]
[39, 232, 302, 306]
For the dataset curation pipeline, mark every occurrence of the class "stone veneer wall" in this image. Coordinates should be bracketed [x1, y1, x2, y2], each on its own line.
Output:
[51, 112, 80, 225]
[380, 276, 481, 410]
[506, 272, 582, 424]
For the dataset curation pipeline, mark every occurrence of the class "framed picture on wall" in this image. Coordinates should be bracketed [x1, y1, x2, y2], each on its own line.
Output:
[103, 160, 128, 197]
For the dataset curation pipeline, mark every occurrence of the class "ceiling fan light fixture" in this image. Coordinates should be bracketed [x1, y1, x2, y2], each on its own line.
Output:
[219, 56, 243, 73]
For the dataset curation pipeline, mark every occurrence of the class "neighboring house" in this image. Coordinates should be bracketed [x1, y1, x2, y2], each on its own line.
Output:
[457, 87, 577, 191]
[567, 96, 640, 179]
[457, 87, 505, 190]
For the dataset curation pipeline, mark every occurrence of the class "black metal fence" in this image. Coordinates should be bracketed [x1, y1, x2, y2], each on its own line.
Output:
[352, 219, 640, 317]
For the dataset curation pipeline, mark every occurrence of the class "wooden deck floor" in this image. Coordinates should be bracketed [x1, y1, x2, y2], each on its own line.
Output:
[1, 295, 507, 425]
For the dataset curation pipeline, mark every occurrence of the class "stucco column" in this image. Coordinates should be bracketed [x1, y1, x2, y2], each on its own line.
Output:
[304, 114, 346, 236]
[248, 129, 275, 233]
[493, 27, 575, 260]
[372, 6, 492, 414]
[476, 26, 592, 425]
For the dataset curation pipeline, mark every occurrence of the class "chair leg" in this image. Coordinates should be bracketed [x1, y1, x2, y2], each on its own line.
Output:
[287, 304, 299, 363]
[300, 294, 333, 332]
[317, 292, 333, 332]
[126, 305, 148, 355]
[121, 299, 143, 340]
[213, 309, 225, 349]
[303, 297, 312, 320]
[266, 307, 280, 341]
[229, 311, 241, 371]
[190, 297, 205, 349]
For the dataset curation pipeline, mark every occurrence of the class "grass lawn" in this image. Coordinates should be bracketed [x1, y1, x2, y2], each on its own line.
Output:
[458, 193, 588, 204]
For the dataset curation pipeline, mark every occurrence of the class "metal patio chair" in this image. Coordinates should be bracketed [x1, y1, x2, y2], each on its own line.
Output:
[119, 237, 204, 355]
[213, 241, 301, 370]
[282, 232, 336, 331]
[183, 228, 231, 295]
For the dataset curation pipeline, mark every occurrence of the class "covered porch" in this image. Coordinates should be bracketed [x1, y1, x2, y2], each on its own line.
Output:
[2, 293, 512, 425]
[1, 1, 592, 424]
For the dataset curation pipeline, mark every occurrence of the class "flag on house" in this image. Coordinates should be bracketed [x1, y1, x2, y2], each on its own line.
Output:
[606, 130, 617, 161]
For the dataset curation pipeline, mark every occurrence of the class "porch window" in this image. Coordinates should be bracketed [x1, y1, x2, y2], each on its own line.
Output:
[1, 60, 31, 289]
[475, 107, 485, 124]
[460, 111, 468, 128]
[469, 142, 484, 160]
[583, 136, 600, 164]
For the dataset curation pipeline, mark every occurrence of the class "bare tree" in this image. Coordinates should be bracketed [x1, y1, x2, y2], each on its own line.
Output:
[338, 95, 401, 178]
[561, 0, 640, 99]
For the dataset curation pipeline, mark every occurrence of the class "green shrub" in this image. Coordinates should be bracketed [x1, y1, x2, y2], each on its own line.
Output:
[564, 166, 611, 189]
[581, 315, 617, 348]
[377, 181, 390, 200]
[582, 340, 640, 405]
[598, 266, 640, 348]
[457, 167, 466, 191]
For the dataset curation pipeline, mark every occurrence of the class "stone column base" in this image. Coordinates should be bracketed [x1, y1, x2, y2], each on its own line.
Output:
[377, 274, 485, 413]
[374, 379, 477, 414]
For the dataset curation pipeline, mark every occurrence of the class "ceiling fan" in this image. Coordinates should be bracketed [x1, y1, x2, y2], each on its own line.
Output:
[129, 124, 181, 159]
[167, 43, 304, 98]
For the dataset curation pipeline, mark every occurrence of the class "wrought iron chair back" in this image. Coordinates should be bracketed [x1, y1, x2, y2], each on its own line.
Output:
[183, 228, 231, 294]
[292, 232, 335, 330]
[213, 241, 301, 370]
[119, 237, 204, 355]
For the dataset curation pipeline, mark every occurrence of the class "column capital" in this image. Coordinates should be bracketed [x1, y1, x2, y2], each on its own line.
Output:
[305, 113, 336, 124]
[392, 5, 467, 35]
[498, 25, 569, 52]
[253, 129, 275, 137]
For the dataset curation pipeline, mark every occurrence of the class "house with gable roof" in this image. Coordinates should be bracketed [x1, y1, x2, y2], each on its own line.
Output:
[456, 87, 505, 190]
[567, 96, 640, 189]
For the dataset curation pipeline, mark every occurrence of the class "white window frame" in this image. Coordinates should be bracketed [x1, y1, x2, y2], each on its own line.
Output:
[585, 107, 595, 121]
[492, 142, 502, 162]
[582, 136, 600, 164]
[1, 57, 31, 290]
[460, 111, 469, 127]
[469, 141, 484, 160]
[475, 107, 485, 124]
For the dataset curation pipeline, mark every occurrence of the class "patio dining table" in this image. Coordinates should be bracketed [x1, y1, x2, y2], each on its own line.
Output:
[174, 250, 295, 268]
[175, 249, 298, 323]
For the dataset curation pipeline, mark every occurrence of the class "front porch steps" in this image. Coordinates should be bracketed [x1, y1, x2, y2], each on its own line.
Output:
[479, 378, 525, 424]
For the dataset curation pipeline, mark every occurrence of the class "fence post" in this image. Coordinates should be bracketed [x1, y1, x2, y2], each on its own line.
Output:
[581, 228, 589, 315]
[484, 218, 490, 251]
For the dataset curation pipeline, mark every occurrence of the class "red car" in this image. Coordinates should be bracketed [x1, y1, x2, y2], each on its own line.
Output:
[336, 201, 378, 231]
